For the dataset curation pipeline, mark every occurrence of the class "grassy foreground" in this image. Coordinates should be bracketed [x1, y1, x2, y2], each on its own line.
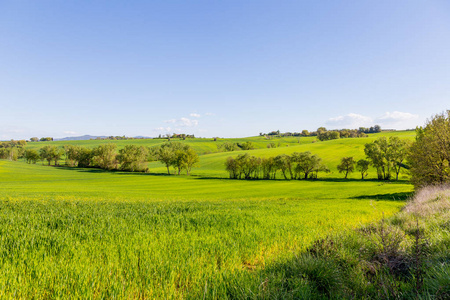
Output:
[231, 185, 450, 299]
[0, 159, 412, 298]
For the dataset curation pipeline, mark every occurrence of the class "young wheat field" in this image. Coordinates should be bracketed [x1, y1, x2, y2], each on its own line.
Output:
[0, 132, 414, 298]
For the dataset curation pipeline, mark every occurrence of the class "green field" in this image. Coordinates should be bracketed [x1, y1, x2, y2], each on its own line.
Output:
[0, 132, 415, 298]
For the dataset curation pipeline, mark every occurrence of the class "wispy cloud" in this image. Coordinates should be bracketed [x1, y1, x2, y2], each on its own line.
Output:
[189, 113, 201, 118]
[205, 112, 215, 116]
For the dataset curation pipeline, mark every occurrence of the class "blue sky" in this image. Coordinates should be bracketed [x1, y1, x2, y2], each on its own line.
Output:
[1, 1, 449, 139]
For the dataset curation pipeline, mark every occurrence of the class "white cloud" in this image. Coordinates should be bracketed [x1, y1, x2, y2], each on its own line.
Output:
[326, 111, 420, 130]
[155, 116, 200, 134]
[63, 131, 77, 135]
[375, 111, 419, 129]
[179, 117, 198, 127]
[376, 111, 419, 122]
[189, 113, 201, 118]
[205, 112, 215, 116]
[164, 117, 198, 127]
[154, 127, 172, 133]
[326, 113, 373, 128]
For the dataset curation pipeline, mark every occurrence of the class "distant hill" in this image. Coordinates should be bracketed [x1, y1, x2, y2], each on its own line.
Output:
[55, 135, 107, 141]
[55, 135, 153, 141]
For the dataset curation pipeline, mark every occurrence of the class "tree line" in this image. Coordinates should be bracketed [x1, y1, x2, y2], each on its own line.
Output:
[336, 136, 411, 180]
[225, 152, 329, 180]
[0, 140, 27, 161]
[260, 125, 382, 139]
[217, 141, 255, 152]
[21, 142, 199, 175]
[225, 136, 412, 181]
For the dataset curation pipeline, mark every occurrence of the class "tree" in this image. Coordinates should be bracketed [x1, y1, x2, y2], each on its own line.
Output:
[117, 145, 149, 172]
[181, 148, 199, 175]
[274, 154, 291, 179]
[172, 150, 187, 175]
[158, 145, 175, 174]
[30, 137, 39, 142]
[260, 157, 275, 179]
[356, 159, 370, 180]
[76, 147, 93, 168]
[294, 151, 327, 179]
[236, 154, 252, 179]
[24, 149, 40, 164]
[364, 138, 389, 180]
[409, 111, 450, 187]
[93, 144, 118, 170]
[337, 157, 355, 179]
[64, 145, 80, 167]
[388, 136, 411, 180]
[225, 156, 241, 179]
[157, 142, 188, 174]
[365, 136, 411, 180]
[39, 145, 64, 165]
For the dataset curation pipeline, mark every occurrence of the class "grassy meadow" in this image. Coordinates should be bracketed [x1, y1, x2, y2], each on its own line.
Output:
[0, 132, 416, 298]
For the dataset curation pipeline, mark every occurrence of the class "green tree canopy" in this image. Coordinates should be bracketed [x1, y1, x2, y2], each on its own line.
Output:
[409, 111, 450, 187]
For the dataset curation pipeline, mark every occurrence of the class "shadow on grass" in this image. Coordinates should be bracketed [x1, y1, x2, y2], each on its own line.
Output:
[351, 191, 413, 201]
[56, 166, 177, 176]
[54, 166, 412, 186]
